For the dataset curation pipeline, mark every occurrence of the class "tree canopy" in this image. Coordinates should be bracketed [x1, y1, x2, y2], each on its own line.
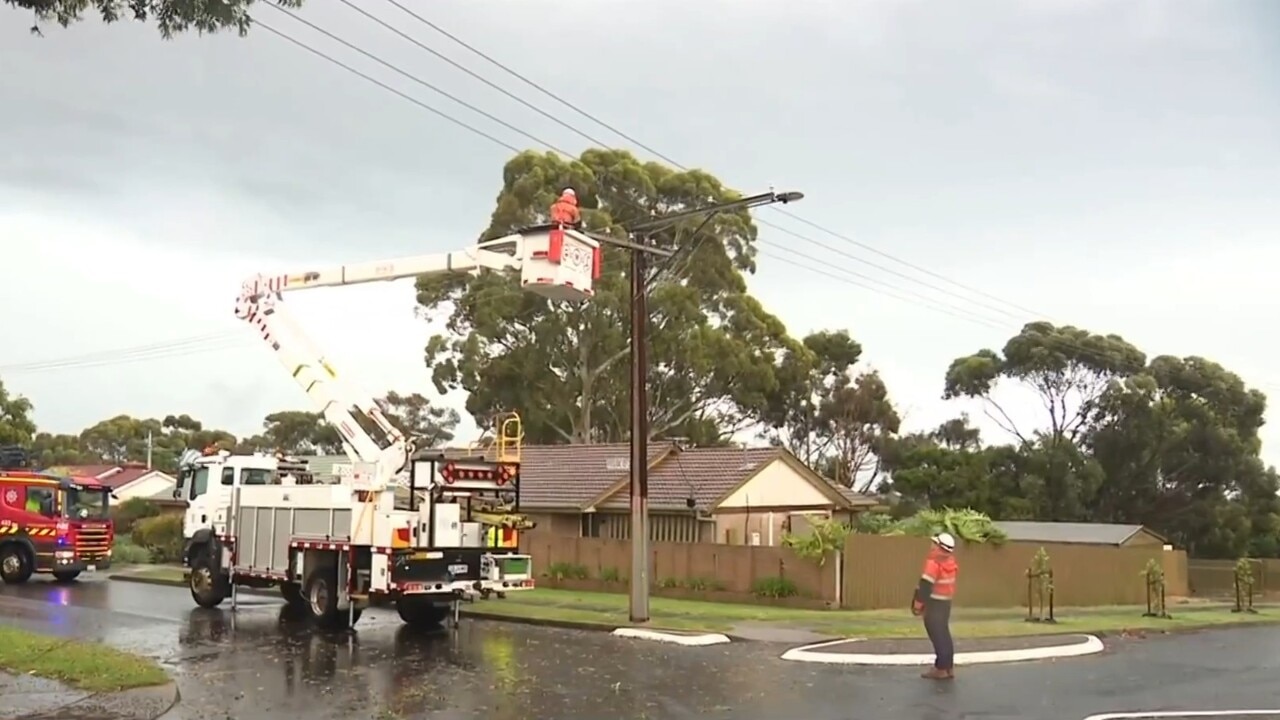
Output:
[1, 385, 458, 473]
[883, 322, 1279, 558]
[7, 0, 301, 37]
[418, 148, 840, 447]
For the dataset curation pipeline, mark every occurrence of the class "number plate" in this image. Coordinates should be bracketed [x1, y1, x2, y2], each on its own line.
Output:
[448, 564, 469, 574]
[85, 565, 96, 573]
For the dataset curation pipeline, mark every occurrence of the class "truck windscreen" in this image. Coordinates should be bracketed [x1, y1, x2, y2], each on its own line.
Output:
[64, 488, 109, 520]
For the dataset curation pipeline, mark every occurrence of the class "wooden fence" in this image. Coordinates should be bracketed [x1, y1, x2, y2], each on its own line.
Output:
[522, 534, 1190, 610]
[1188, 558, 1280, 598]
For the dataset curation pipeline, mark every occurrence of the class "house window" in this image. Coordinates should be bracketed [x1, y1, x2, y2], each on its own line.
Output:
[581, 513, 603, 538]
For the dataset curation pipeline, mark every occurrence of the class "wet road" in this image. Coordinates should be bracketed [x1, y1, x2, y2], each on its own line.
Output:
[2, 576, 1280, 719]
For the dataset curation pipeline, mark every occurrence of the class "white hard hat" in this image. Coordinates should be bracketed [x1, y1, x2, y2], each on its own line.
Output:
[562, 188, 576, 196]
[933, 532, 956, 551]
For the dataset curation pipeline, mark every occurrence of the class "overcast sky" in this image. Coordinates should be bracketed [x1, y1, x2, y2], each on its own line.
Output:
[2, 0, 1278, 462]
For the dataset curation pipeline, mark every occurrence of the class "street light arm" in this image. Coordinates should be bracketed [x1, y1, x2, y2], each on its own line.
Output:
[627, 190, 802, 233]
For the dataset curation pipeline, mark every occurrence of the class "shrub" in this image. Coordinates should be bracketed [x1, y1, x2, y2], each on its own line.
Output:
[111, 538, 154, 565]
[112, 498, 161, 536]
[132, 514, 184, 564]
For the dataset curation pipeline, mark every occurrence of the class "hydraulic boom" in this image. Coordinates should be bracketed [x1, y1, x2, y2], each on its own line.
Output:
[234, 227, 601, 490]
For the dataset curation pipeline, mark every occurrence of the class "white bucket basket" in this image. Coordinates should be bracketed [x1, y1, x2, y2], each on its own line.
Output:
[518, 226, 600, 302]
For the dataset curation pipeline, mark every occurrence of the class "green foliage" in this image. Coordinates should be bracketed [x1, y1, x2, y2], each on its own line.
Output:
[762, 332, 900, 491]
[887, 508, 1007, 545]
[1029, 546, 1053, 593]
[544, 562, 589, 580]
[751, 576, 799, 598]
[376, 391, 459, 449]
[0, 380, 37, 447]
[418, 148, 832, 446]
[598, 566, 622, 583]
[684, 576, 725, 592]
[110, 538, 154, 565]
[1234, 557, 1256, 591]
[8, 0, 303, 38]
[111, 498, 161, 536]
[851, 511, 897, 535]
[782, 517, 851, 564]
[130, 514, 183, 564]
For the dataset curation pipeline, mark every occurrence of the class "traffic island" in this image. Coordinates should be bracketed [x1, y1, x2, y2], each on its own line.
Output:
[611, 628, 732, 646]
[781, 633, 1105, 665]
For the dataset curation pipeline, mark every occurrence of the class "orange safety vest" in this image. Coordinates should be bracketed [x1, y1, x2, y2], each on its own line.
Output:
[549, 196, 580, 225]
[921, 547, 958, 601]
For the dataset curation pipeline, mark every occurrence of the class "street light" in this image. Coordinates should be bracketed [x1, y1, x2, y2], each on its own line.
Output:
[620, 189, 804, 623]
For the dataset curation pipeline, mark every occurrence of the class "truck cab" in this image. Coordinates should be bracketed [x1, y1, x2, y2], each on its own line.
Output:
[0, 446, 114, 584]
[174, 448, 313, 558]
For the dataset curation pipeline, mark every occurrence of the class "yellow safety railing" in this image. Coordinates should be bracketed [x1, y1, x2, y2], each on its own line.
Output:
[468, 411, 523, 464]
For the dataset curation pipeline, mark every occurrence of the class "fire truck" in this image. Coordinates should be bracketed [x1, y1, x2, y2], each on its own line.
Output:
[180, 225, 599, 629]
[0, 446, 114, 584]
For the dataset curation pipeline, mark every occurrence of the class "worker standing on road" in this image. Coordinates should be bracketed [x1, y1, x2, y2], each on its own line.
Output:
[912, 532, 958, 680]
[549, 188, 581, 227]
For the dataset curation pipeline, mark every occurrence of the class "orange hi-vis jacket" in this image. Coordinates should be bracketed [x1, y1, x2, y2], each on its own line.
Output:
[920, 546, 958, 602]
[549, 192, 581, 225]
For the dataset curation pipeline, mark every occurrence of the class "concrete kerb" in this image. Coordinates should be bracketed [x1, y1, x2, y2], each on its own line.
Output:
[780, 633, 1105, 666]
[109, 573, 740, 644]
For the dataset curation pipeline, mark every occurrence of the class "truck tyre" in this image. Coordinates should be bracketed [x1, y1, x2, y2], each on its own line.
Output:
[0, 544, 33, 585]
[397, 596, 449, 628]
[280, 582, 306, 610]
[52, 570, 81, 583]
[189, 553, 228, 609]
[304, 566, 362, 629]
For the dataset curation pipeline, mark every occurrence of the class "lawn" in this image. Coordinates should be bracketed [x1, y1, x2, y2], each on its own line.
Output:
[111, 566, 1280, 639]
[0, 625, 169, 692]
[470, 588, 1280, 638]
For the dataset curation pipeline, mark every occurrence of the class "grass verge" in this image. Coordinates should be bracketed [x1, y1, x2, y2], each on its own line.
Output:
[111, 567, 1280, 639]
[467, 589, 1280, 638]
[0, 625, 169, 692]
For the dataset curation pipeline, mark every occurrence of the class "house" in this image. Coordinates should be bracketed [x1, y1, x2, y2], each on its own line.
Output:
[299, 443, 877, 545]
[506, 442, 878, 545]
[45, 463, 178, 502]
[994, 521, 1168, 548]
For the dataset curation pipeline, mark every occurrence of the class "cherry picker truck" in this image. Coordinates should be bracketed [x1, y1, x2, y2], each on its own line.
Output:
[180, 225, 599, 629]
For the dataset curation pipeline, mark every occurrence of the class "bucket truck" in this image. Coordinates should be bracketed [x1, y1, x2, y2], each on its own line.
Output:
[179, 225, 600, 628]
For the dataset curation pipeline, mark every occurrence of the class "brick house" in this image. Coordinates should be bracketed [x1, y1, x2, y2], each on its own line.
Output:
[299, 442, 877, 546]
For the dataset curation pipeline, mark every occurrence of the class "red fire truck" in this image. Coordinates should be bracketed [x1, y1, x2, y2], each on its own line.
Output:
[0, 447, 114, 584]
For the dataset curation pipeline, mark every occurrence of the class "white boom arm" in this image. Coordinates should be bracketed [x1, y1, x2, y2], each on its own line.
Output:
[234, 227, 600, 490]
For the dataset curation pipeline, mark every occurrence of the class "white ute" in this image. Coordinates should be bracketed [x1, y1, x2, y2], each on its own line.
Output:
[176, 225, 600, 629]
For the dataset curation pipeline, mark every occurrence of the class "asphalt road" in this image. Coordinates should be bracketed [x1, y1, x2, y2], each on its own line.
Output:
[2, 575, 1279, 720]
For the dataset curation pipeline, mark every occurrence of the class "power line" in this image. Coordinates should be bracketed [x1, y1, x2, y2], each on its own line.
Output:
[263, 6, 1024, 330]
[255, 9, 1280, 396]
[371, 0, 1050, 322]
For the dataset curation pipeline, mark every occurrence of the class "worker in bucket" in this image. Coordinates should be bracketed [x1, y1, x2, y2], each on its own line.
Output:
[912, 532, 958, 680]
[549, 187, 581, 227]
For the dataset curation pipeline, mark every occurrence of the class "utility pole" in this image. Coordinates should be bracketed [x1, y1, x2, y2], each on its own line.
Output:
[145, 431, 153, 470]
[621, 189, 804, 623]
[628, 240, 651, 621]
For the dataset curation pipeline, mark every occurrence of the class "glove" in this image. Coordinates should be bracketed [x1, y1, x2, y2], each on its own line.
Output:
[911, 599, 925, 616]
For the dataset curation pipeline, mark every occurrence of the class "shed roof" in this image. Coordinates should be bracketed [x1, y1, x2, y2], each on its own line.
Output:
[994, 521, 1163, 546]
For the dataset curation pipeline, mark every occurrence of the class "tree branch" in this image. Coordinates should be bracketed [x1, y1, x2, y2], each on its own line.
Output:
[983, 399, 1028, 444]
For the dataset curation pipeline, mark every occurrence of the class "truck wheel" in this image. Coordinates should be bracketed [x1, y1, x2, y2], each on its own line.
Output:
[52, 570, 81, 583]
[280, 582, 306, 610]
[397, 596, 449, 628]
[304, 567, 362, 629]
[189, 554, 228, 609]
[0, 544, 33, 585]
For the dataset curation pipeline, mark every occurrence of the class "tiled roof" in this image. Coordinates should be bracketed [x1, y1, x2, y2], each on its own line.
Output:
[508, 442, 672, 509]
[994, 521, 1160, 546]
[299, 443, 877, 513]
[595, 446, 782, 512]
[47, 464, 162, 490]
